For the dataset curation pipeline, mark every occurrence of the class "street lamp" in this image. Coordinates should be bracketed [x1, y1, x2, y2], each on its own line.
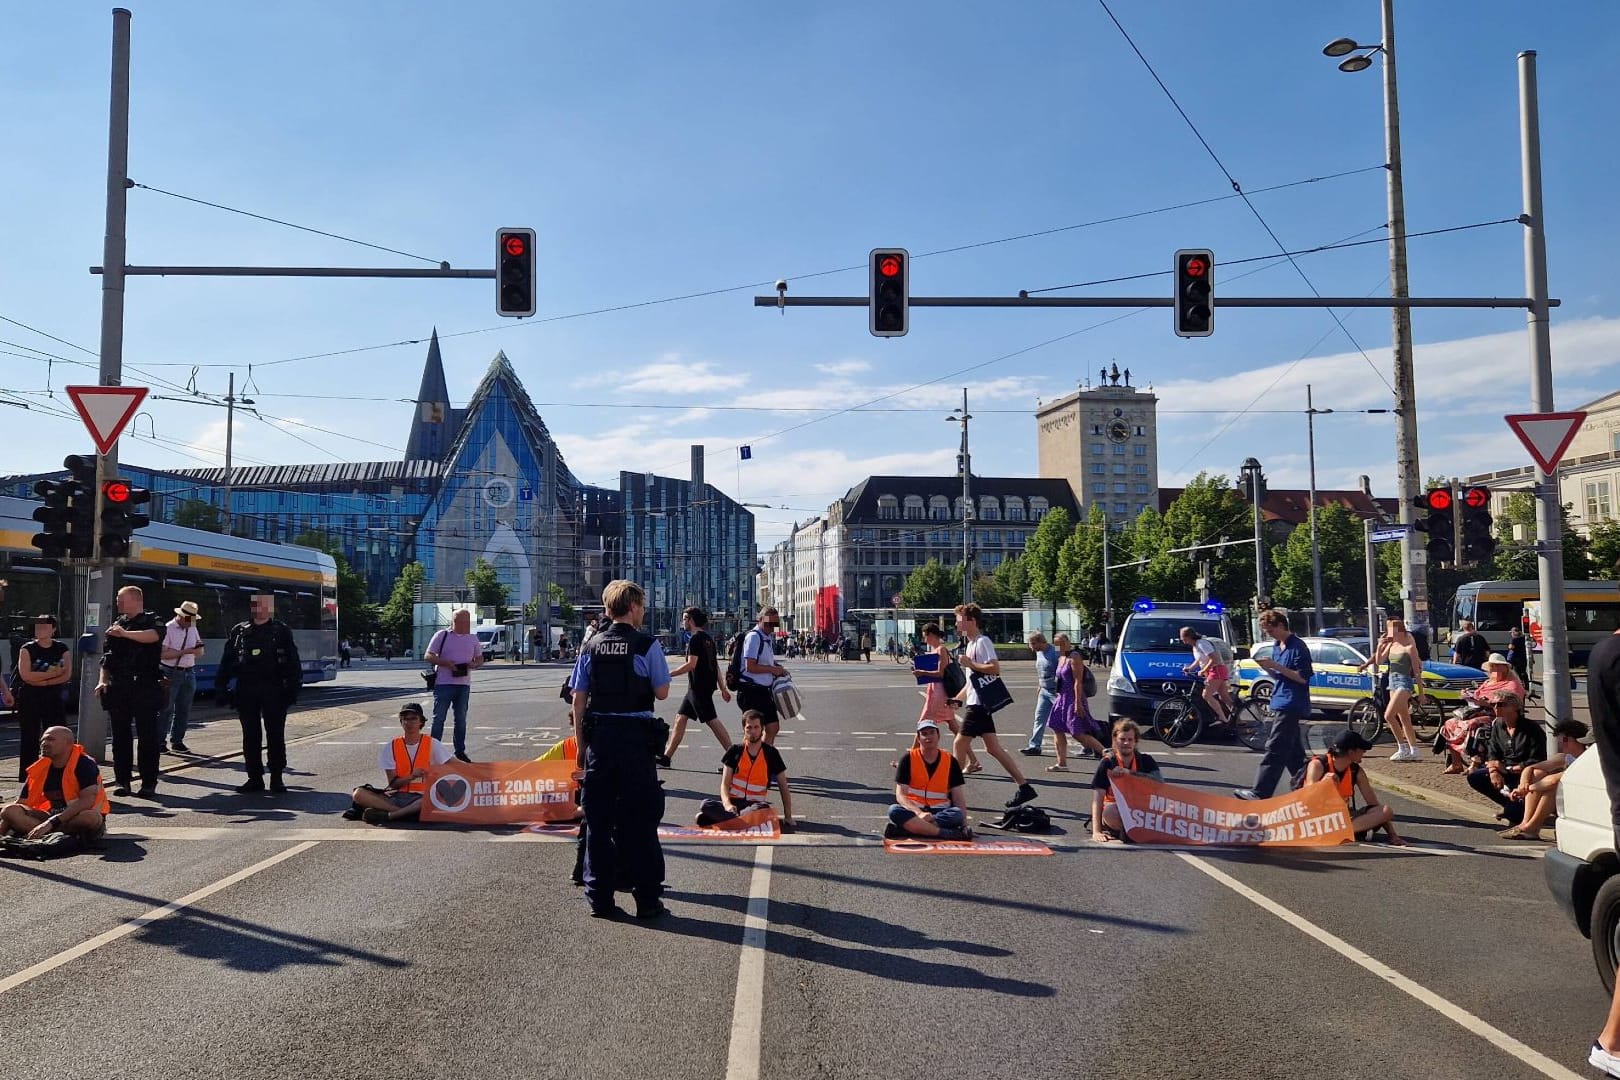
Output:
[1322, 0, 1427, 633]
[1239, 458, 1267, 635]
[1305, 386, 1334, 633]
[946, 390, 973, 604]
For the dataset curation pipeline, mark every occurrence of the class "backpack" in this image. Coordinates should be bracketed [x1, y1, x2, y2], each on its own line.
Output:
[1210, 637, 1235, 668]
[1081, 663, 1098, 699]
[724, 629, 757, 693]
[984, 805, 1051, 834]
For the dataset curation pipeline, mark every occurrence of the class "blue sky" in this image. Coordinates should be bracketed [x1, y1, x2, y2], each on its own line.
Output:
[3, 2, 1618, 548]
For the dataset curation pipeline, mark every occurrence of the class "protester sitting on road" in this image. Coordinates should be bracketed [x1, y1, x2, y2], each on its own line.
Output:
[1090, 719, 1162, 843]
[697, 710, 796, 831]
[887, 720, 973, 840]
[1501, 719, 1590, 841]
[344, 702, 454, 825]
[1301, 730, 1407, 846]
[1465, 692, 1548, 825]
[1439, 653, 1526, 773]
[1045, 633, 1106, 771]
[0, 726, 109, 848]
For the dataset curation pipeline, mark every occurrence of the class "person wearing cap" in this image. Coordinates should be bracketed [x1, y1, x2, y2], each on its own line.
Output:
[158, 600, 206, 754]
[1466, 691, 1547, 825]
[1090, 719, 1162, 843]
[887, 719, 971, 840]
[1439, 653, 1526, 773]
[12, 615, 72, 782]
[1301, 730, 1407, 845]
[697, 709, 796, 831]
[344, 702, 454, 825]
[1501, 719, 1590, 841]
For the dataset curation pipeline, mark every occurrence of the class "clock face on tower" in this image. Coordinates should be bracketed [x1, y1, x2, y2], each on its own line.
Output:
[1107, 419, 1131, 444]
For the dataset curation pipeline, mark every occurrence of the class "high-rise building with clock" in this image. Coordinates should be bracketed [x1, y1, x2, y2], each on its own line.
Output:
[1035, 368, 1159, 526]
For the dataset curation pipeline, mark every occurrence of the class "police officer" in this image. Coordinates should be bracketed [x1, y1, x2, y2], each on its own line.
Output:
[95, 586, 165, 798]
[568, 579, 672, 920]
[216, 594, 302, 794]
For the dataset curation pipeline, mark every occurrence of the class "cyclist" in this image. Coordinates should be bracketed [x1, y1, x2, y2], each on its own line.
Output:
[1358, 616, 1424, 762]
[1179, 626, 1230, 724]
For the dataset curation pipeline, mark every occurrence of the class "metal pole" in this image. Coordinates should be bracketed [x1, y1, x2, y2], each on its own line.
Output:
[1364, 519, 1379, 636]
[1520, 50, 1571, 725]
[222, 371, 235, 534]
[81, 8, 132, 758]
[958, 389, 973, 605]
[1307, 385, 1325, 633]
[1102, 524, 1113, 641]
[1381, 0, 1428, 631]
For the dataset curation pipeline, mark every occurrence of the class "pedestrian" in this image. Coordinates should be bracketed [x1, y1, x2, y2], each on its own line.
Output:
[1358, 616, 1424, 761]
[1507, 624, 1529, 684]
[738, 607, 787, 744]
[886, 636, 897, 659]
[0, 579, 13, 718]
[216, 594, 303, 794]
[1451, 619, 1491, 670]
[1020, 632, 1061, 758]
[909, 622, 979, 771]
[1234, 609, 1312, 801]
[339, 638, 352, 669]
[13, 615, 71, 783]
[424, 610, 482, 763]
[569, 579, 672, 921]
[158, 600, 205, 754]
[660, 606, 732, 767]
[1587, 621, 1620, 1076]
[1044, 633, 1106, 771]
[950, 603, 1038, 808]
[861, 631, 873, 663]
[95, 585, 164, 799]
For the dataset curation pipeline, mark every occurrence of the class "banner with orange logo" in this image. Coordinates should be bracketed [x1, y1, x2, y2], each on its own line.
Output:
[419, 759, 579, 825]
[1108, 773, 1354, 847]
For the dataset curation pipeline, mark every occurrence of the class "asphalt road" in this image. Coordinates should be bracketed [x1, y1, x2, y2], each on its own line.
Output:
[0, 658, 1608, 1079]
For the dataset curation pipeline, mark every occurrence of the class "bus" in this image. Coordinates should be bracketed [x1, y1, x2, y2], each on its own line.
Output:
[1449, 579, 1620, 671]
[1, 495, 339, 698]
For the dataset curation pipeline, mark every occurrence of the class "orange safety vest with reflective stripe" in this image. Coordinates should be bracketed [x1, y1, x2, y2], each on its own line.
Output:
[903, 748, 954, 809]
[728, 745, 772, 803]
[1322, 754, 1355, 803]
[390, 736, 436, 794]
[1101, 751, 1139, 806]
[23, 744, 110, 816]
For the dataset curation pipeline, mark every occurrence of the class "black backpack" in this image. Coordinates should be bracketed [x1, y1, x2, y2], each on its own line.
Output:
[724, 630, 755, 693]
[983, 805, 1051, 834]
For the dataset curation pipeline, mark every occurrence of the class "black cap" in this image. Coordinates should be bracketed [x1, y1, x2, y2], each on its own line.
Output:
[399, 702, 425, 718]
[1331, 730, 1375, 754]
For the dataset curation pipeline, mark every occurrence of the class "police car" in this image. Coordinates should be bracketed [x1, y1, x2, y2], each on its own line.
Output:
[1232, 636, 1485, 712]
[1106, 600, 1237, 725]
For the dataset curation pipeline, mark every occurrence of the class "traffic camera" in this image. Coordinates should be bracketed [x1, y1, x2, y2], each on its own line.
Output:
[1412, 488, 1455, 566]
[1459, 485, 1496, 566]
[869, 249, 909, 338]
[495, 228, 537, 318]
[1174, 249, 1214, 338]
[99, 478, 151, 558]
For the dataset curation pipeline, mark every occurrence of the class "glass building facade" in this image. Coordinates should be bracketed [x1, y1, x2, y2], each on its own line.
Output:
[621, 470, 757, 645]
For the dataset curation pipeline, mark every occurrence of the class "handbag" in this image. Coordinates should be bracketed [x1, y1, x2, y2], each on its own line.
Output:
[941, 659, 967, 698]
[970, 672, 1014, 714]
[421, 629, 447, 691]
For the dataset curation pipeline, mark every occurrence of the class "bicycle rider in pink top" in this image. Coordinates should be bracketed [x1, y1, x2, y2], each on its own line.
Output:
[1181, 626, 1231, 724]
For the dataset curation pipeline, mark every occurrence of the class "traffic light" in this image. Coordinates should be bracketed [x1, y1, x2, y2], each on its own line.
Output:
[32, 455, 97, 559]
[869, 248, 909, 338]
[1174, 248, 1214, 338]
[100, 478, 151, 558]
[495, 227, 537, 318]
[1412, 487, 1454, 566]
[1459, 485, 1497, 566]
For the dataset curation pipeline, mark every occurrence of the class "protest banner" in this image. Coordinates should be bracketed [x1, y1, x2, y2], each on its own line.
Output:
[419, 759, 579, 825]
[659, 806, 781, 840]
[1108, 772, 1353, 847]
[882, 837, 1053, 855]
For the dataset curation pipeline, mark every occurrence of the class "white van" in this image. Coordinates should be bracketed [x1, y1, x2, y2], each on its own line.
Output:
[1546, 749, 1620, 991]
[475, 624, 511, 662]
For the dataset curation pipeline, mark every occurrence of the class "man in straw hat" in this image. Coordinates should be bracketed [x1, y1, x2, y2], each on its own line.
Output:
[159, 600, 206, 754]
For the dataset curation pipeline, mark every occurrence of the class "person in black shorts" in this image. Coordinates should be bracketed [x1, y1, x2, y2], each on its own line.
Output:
[659, 607, 732, 767]
[738, 608, 786, 744]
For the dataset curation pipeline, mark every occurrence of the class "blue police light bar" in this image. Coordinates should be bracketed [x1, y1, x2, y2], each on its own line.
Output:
[1202, 600, 1224, 615]
[1132, 598, 1155, 613]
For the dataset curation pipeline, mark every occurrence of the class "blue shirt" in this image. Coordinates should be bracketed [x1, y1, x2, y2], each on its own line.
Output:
[568, 634, 671, 718]
[1034, 644, 1060, 693]
[1267, 634, 1314, 718]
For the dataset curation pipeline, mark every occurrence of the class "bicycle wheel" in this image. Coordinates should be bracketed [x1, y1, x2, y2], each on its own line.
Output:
[1232, 699, 1270, 752]
[1346, 698, 1385, 743]
[1409, 696, 1445, 740]
[1152, 697, 1203, 748]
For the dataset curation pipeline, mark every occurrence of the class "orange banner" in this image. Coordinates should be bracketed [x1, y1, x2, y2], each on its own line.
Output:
[883, 837, 1054, 856]
[419, 759, 579, 825]
[659, 807, 781, 841]
[1108, 772, 1354, 847]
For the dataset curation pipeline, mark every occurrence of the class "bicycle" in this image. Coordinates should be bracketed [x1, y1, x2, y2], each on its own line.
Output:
[1344, 671, 1447, 744]
[1152, 675, 1268, 750]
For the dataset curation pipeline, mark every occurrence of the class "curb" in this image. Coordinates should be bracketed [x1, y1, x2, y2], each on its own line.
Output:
[1361, 766, 1501, 825]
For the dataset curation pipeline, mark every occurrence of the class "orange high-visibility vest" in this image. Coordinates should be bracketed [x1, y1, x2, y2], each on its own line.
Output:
[1101, 751, 1139, 806]
[728, 745, 772, 803]
[562, 736, 578, 763]
[903, 748, 954, 809]
[1323, 754, 1355, 803]
[390, 736, 436, 794]
[23, 744, 110, 816]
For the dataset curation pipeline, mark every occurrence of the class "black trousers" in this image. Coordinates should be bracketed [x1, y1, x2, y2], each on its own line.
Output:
[105, 679, 162, 788]
[237, 690, 290, 779]
[15, 694, 65, 781]
[581, 715, 664, 909]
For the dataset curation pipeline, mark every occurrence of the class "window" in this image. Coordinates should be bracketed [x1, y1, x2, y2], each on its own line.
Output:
[1135, 425, 1146, 436]
[1587, 480, 1613, 522]
[1092, 483, 1108, 497]
[1135, 464, 1148, 476]
[1005, 496, 1025, 521]
[955, 495, 970, 521]
[1113, 463, 1126, 475]
[1113, 483, 1127, 494]
[1091, 443, 1105, 456]
[876, 494, 898, 520]
[1614, 431, 1620, 453]
[903, 494, 925, 520]
[1134, 444, 1147, 457]
[1113, 444, 1126, 456]
[983, 529, 1000, 545]
[1091, 463, 1106, 475]
[1113, 502, 1128, 515]
[1137, 503, 1149, 516]
[1030, 496, 1049, 520]
[1091, 424, 1103, 435]
[1134, 483, 1149, 494]
[929, 495, 950, 521]
[979, 496, 1000, 521]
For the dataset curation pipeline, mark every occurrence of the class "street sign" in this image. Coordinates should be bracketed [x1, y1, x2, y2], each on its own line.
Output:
[1504, 411, 1587, 473]
[1370, 526, 1410, 544]
[65, 385, 148, 456]
[518, 486, 534, 502]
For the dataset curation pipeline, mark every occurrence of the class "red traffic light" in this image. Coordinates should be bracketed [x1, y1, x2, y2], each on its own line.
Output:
[878, 255, 902, 278]
[1424, 488, 1452, 511]
[503, 234, 527, 258]
[102, 480, 131, 504]
[1184, 257, 1208, 277]
[1463, 486, 1490, 509]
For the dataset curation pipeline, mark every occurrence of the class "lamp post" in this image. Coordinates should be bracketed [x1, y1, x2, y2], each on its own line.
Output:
[946, 389, 973, 605]
[1323, 0, 1427, 632]
[1306, 386, 1334, 633]
[1240, 457, 1267, 642]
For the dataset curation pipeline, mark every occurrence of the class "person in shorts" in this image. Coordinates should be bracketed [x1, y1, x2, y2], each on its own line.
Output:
[738, 608, 787, 744]
[1090, 719, 1161, 842]
[950, 603, 1037, 809]
[344, 702, 454, 825]
[660, 607, 732, 767]
[1180, 626, 1230, 723]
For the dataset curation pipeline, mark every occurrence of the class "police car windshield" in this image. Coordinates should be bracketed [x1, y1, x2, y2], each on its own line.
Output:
[1122, 617, 1222, 652]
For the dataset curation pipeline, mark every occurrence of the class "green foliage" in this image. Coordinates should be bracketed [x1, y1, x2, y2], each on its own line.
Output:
[1142, 473, 1256, 605]
[1492, 491, 1591, 580]
[1269, 504, 1368, 612]
[549, 582, 577, 622]
[899, 558, 961, 609]
[465, 558, 510, 618]
[379, 562, 426, 641]
[292, 530, 376, 641]
[1590, 520, 1620, 580]
[1024, 507, 1071, 604]
[172, 498, 223, 533]
[1057, 504, 1118, 627]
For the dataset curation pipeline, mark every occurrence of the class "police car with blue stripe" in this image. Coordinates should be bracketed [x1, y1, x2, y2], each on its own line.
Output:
[1106, 600, 1237, 725]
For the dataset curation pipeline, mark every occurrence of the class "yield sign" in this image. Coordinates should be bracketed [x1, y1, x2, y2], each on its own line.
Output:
[1504, 411, 1587, 473]
[65, 385, 149, 456]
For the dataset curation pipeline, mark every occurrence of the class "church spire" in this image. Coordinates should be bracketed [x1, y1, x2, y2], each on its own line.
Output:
[405, 328, 453, 461]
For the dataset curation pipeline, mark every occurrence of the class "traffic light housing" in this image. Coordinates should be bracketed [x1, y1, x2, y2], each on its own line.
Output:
[1412, 488, 1455, 566]
[869, 248, 909, 338]
[32, 455, 97, 559]
[1174, 248, 1214, 338]
[100, 478, 151, 558]
[1459, 485, 1497, 566]
[496, 228, 537, 318]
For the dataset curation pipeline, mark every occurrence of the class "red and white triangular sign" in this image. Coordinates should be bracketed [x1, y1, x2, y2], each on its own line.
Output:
[65, 385, 149, 456]
[1504, 411, 1588, 474]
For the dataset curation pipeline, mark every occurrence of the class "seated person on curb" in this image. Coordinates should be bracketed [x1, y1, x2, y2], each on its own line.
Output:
[886, 719, 972, 841]
[1502, 718, 1590, 841]
[345, 702, 454, 825]
[1465, 691, 1548, 825]
[0, 726, 110, 847]
[696, 709, 796, 831]
[1301, 730, 1408, 846]
[1090, 720, 1162, 843]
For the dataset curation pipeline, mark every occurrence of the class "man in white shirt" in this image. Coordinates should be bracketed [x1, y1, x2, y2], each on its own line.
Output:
[344, 702, 454, 825]
[738, 607, 788, 745]
[158, 601, 206, 754]
[952, 603, 1038, 809]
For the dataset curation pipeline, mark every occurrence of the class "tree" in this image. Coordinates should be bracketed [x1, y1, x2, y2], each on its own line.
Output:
[1057, 504, 1130, 630]
[973, 555, 1030, 610]
[1145, 473, 1255, 607]
[173, 498, 223, 533]
[1492, 491, 1592, 580]
[548, 582, 577, 623]
[379, 561, 426, 642]
[899, 558, 959, 609]
[1269, 504, 1368, 614]
[465, 558, 511, 619]
[1023, 506, 1072, 633]
[293, 530, 377, 643]
[1590, 520, 1620, 581]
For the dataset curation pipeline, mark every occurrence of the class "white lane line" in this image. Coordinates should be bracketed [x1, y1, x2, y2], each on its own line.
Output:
[856, 748, 897, 752]
[725, 846, 774, 1080]
[0, 841, 320, 997]
[1178, 853, 1583, 1080]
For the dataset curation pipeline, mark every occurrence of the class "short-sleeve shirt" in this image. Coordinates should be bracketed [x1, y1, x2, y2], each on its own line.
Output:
[377, 737, 455, 773]
[101, 611, 163, 680]
[1192, 638, 1216, 666]
[428, 630, 481, 687]
[567, 633, 672, 717]
[1090, 751, 1161, 790]
[722, 742, 787, 780]
[961, 635, 997, 707]
[1034, 644, 1060, 693]
[162, 618, 203, 669]
[686, 629, 720, 696]
[1485, 718, 1547, 770]
[24, 754, 102, 811]
[894, 751, 965, 790]
[1267, 634, 1314, 718]
[741, 628, 775, 687]
[1454, 632, 1491, 669]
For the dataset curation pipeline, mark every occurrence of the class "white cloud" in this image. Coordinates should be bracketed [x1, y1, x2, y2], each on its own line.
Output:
[609, 359, 745, 395]
[814, 359, 871, 377]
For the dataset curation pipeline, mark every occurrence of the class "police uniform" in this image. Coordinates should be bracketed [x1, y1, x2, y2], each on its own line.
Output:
[570, 621, 672, 917]
[101, 607, 164, 793]
[216, 617, 302, 792]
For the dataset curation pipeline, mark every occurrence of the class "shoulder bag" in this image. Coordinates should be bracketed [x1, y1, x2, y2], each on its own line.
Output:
[969, 671, 1015, 714]
[422, 630, 447, 691]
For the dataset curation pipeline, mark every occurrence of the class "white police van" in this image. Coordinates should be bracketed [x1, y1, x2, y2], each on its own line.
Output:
[1106, 600, 1237, 727]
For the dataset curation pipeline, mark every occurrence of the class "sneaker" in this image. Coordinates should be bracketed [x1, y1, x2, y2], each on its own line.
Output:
[454, 752, 473, 763]
[1018, 747, 1042, 757]
[589, 904, 627, 921]
[633, 901, 670, 921]
[341, 807, 363, 821]
[111, 785, 133, 797]
[655, 754, 672, 769]
[170, 743, 192, 754]
[1591, 1041, 1620, 1078]
[958, 825, 974, 841]
[1233, 788, 1259, 801]
[883, 822, 908, 840]
[361, 808, 392, 826]
[1005, 783, 1038, 808]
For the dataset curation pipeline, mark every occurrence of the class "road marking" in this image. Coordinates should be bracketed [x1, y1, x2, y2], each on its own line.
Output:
[0, 841, 319, 998]
[856, 748, 896, 752]
[1178, 853, 1584, 1080]
[725, 846, 773, 1080]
